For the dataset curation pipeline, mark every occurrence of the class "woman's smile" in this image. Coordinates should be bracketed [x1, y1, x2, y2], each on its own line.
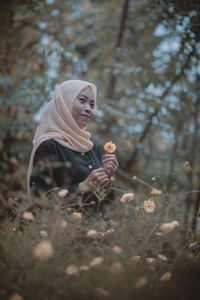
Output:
[72, 86, 96, 129]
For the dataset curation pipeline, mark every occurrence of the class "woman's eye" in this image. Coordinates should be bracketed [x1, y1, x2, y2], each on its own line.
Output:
[79, 98, 85, 103]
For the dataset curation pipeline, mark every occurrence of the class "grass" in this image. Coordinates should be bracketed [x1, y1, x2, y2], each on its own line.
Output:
[0, 184, 200, 300]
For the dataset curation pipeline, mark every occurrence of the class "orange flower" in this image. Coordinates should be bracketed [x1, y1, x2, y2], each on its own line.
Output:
[40, 230, 48, 237]
[9, 293, 23, 300]
[160, 271, 172, 282]
[104, 141, 116, 153]
[160, 221, 179, 233]
[33, 240, 53, 260]
[72, 212, 82, 219]
[112, 246, 122, 254]
[90, 257, 104, 267]
[60, 219, 67, 228]
[58, 189, 68, 197]
[95, 287, 110, 297]
[151, 188, 162, 195]
[65, 264, 79, 276]
[146, 258, 156, 264]
[135, 277, 147, 289]
[143, 198, 155, 213]
[158, 254, 167, 261]
[109, 262, 122, 275]
[86, 230, 104, 240]
[80, 265, 90, 271]
[22, 211, 34, 221]
[131, 256, 141, 262]
[120, 193, 134, 203]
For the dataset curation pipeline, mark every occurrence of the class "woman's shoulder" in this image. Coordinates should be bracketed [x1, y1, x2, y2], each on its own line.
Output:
[37, 139, 58, 152]
[34, 139, 60, 161]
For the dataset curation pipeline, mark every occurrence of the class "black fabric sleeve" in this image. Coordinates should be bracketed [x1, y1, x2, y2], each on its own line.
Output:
[30, 140, 79, 196]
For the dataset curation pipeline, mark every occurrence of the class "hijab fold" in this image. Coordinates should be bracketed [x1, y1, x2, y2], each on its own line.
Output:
[27, 80, 97, 196]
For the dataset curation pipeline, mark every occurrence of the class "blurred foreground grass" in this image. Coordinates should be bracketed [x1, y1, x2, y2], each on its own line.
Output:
[0, 185, 200, 300]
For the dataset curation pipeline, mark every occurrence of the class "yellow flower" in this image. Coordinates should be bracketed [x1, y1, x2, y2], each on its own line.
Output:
[120, 193, 134, 203]
[112, 246, 122, 254]
[104, 141, 116, 153]
[40, 230, 48, 237]
[135, 277, 147, 289]
[33, 240, 53, 260]
[95, 287, 110, 297]
[160, 271, 172, 282]
[22, 211, 34, 221]
[143, 198, 155, 213]
[9, 293, 23, 300]
[72, 212, 82, 219]
[151, 188, 162, 195]
[109, 262, 122, 275]
[146, 258, 156, 264]
[158, 254, 167, 261]
[89, 257, 104, 267]
[58, 189, 68, 197]
[60, 219, 67, 228]
[65, 264, 79, 276]
[160, 220, 179, 233]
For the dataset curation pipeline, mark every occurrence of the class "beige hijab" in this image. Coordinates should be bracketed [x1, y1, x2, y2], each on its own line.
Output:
[27, 80, 97, 196]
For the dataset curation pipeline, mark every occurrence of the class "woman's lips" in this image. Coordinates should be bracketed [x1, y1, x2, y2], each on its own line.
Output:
[81, 114, 90, 119]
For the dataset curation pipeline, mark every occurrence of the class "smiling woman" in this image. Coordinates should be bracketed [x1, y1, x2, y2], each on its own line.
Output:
[27, 80, 119, 213]
[72, 87, 96, 129]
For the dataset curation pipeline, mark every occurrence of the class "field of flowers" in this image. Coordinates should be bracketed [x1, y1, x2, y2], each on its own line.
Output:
[0, 177, 200, 300]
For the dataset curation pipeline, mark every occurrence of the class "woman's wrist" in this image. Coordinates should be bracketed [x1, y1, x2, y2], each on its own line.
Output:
[78, 181, 89, 193]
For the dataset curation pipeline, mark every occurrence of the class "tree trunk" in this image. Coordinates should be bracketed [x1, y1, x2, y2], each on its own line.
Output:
[106, 0, 130, 100]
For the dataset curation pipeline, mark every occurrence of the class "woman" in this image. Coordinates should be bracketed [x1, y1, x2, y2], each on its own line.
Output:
[27, 80, 118, 211]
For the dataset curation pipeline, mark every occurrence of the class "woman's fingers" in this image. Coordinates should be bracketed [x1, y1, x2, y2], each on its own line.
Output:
[103, 155, 119, 168]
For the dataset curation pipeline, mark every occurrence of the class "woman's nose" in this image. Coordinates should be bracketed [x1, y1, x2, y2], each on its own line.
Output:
[84, 102, 92, 112]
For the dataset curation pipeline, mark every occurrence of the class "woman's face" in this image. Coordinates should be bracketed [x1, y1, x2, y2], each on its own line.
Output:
[72, 86, 96, 129]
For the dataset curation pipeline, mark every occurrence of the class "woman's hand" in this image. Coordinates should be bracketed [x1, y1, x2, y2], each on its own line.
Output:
[103, 154, 119, 178]
[78, 168, 111, 193]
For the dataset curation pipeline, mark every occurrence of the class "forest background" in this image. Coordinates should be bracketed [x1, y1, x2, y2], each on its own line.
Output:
[0, 0, 200, 299]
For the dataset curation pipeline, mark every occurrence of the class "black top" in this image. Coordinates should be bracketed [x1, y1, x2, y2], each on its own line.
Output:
[30, 139, 114, 206]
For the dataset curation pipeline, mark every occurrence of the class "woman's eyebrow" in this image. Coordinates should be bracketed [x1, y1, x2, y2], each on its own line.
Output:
[79, 94, 95, 102]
